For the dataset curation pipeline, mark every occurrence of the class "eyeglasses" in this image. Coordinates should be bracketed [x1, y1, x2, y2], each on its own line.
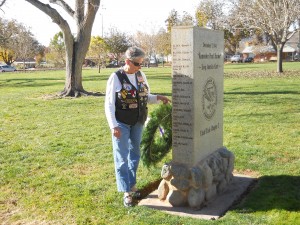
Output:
[130, 60, 142, 67]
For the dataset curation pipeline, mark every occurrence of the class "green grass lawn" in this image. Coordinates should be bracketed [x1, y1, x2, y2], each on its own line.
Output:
[0, 62, 299, 224]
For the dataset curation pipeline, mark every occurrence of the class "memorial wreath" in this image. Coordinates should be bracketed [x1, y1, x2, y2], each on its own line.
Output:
[141, 104, 172, 167]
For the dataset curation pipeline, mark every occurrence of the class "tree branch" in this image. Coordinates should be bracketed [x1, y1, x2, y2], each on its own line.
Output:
[49, 0, 75, 17]
[85, 0, 100, 28]
[74, 0, 100, 49]
[0, 0, 6, 7]
[24, 0, 72, 35]
[0, 0, 6, 12]
[75, 0, 85, 25]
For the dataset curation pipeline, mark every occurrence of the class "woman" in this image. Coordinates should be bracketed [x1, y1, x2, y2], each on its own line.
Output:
[105, 46, 170, 207]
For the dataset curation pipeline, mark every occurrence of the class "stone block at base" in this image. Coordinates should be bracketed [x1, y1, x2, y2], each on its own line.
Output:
[138, 174, 256, 220]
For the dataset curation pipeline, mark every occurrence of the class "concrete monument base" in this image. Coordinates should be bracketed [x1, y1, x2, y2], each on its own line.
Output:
[138, 174, 256, 220]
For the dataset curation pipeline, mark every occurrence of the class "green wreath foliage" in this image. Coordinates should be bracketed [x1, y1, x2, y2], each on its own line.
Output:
[141, 104, 172, 167]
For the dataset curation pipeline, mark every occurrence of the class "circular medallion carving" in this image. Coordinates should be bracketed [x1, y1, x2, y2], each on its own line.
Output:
[202, 77, 217, 120]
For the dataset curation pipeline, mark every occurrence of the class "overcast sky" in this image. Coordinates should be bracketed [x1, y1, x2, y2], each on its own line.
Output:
[1, 0, 200, 46]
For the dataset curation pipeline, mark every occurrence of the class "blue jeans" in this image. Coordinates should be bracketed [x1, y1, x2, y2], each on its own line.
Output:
[112, 121, 144, 192]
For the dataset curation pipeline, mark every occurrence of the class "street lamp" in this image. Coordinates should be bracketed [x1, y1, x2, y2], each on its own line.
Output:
[100, 5, 106, 37]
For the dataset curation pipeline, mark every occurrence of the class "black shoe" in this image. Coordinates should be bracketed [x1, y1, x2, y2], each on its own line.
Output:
[131, 191, 142, 200]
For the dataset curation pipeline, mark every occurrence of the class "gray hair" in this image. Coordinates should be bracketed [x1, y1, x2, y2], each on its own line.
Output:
[125, 46, 145, 60]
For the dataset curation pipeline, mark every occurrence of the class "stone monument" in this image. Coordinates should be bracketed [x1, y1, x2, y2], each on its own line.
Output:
[158, 26, 235, 208]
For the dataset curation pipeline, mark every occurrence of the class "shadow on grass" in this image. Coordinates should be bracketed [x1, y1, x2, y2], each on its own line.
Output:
[83, 75, 110, 81]
[225, 65, 263, 70]
[1, 75, 170, 89]
[224, 90, 299, 106]
[146, 76, 172, 82]
[1, 76, 109, 88]
[1, 78, 64, 88]
[225, 91, 300, 95]
[234, 175, 300, 213]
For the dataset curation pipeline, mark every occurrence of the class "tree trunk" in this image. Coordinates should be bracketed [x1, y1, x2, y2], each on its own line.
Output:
[276, 44, 283, 73]
[23, 59, 26, 72]
[98, 58, 101, 73]
[60, 38, 89, 97]
[24, 0, 101, 97]
[60, 48, 84, 97]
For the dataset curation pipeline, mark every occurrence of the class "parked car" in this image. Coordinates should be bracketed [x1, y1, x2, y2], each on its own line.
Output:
[106, 61, 118, 68]
[224, 54, 233, 62]
[106, 60, 125, 68]
[0, 65, 17, 72]
[244, 57, 254, 63]
[294, 54, 300, 61]
[230, 55, 243, 63]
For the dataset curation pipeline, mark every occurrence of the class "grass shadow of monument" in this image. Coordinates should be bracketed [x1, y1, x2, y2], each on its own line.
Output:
[233, 175, 300, 213]
[147, 75, 172, 80]
[224, 91, 300, 95]
[224, 90, 299, 106]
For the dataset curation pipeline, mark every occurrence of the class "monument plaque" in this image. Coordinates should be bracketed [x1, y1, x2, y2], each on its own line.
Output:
[172, 26, 224, 165]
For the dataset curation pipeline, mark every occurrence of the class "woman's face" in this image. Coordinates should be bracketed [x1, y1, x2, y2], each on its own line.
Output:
[126, 57, 143, 73]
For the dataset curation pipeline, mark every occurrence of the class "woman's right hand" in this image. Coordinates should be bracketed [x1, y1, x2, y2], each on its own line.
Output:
[113, 127, 121, 138]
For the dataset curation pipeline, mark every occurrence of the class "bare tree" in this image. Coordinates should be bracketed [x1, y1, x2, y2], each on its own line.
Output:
[104, 28, 130, 65]
[165, 9, 181, 33]
[165, 9, 194, 33]
[154, 28, 171, 66]
[13, 25, 40, 71]
[232, 0, 300, 73]
[0, 0, 6, 8]
[0, 19, 21, 65]
[25, 0, 100, 97]
[195, 0, 240, 54]
[134, 31, 157, 67]
[181, 11, 194, 26]
[195, 0, 226, 30]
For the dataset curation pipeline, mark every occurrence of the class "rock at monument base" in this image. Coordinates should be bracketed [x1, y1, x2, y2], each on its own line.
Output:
[188, 188, 205, 209]
[201, 162, 213, 189]
[217, 179, 228, 193]
[222, 158, 229, 172]
[167, 190, 187, 207]
[205, 183, 217, 202]
[161, 163, 172, 180]
[158, 179, 169, 200]
[170, 163, 190, 179]
[170, 178, 190, 191]
[191, 167, 202, 188]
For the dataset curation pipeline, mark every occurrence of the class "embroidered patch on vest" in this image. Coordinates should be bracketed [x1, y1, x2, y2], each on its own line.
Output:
[137, 75, 144, 83]
[129, 103, 138, 109]
[129, 90, 136, 97]
[123, 83, 132, 91]
[120, 90, 127, 99]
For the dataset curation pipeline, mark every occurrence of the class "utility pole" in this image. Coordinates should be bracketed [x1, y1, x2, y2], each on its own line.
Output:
[100, 5, 106, 37]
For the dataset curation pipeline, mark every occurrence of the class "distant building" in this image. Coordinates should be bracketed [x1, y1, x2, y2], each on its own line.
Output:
[242, 44, 296, 62]
[13, 58, 36, 68]
[241, 31, 300, 62]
